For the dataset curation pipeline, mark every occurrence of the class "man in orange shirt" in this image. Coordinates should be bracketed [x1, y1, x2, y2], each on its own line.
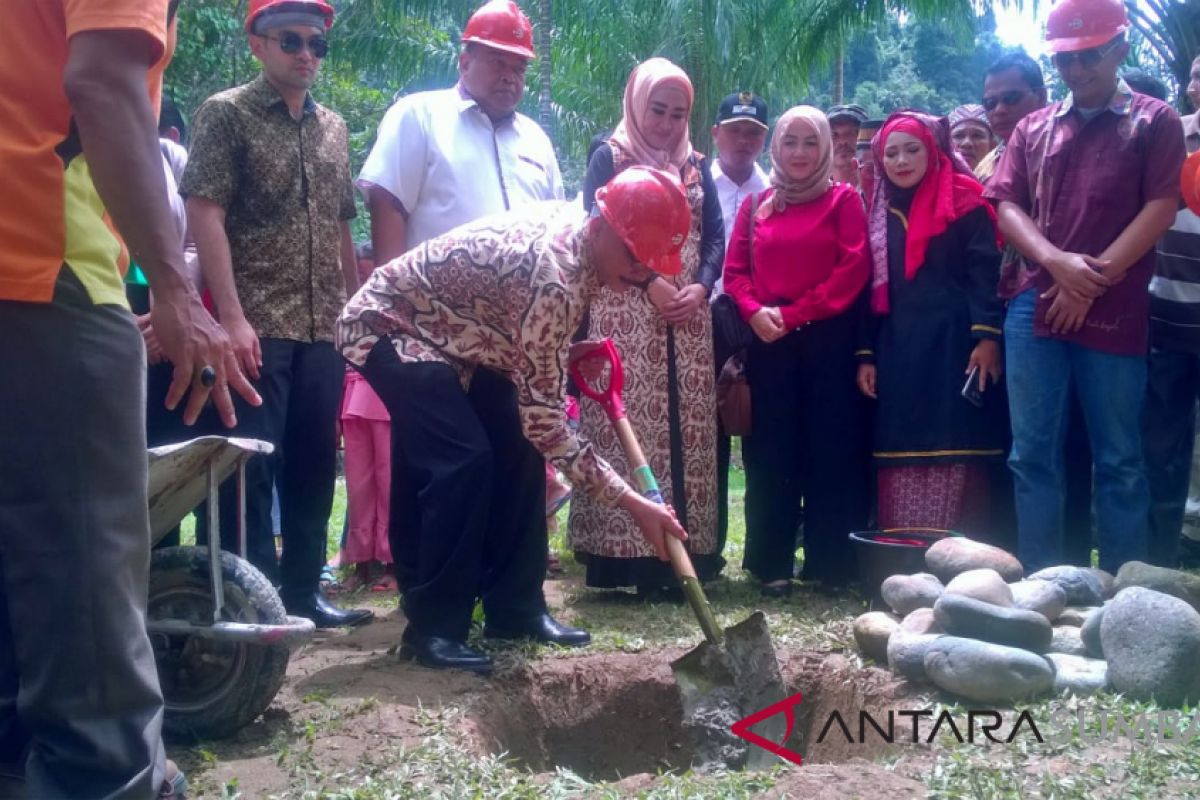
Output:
[0, 1, 257, 797]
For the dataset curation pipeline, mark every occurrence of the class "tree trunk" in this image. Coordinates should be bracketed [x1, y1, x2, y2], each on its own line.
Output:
[537, 0, 554, 145]
[832, 38, 845, 104]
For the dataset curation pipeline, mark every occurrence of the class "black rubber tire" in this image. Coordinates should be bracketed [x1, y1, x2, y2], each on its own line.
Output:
[148, 546, 291, 741]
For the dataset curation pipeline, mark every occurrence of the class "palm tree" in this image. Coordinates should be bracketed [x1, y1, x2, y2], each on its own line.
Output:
[1124, 0, 1200, 104]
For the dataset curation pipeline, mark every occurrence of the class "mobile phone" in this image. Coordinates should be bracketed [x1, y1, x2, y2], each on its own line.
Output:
[961, 365, 985, 408]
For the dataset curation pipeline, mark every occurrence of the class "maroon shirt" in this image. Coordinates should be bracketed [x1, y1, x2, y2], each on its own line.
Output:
[985, 81, 1183, 356]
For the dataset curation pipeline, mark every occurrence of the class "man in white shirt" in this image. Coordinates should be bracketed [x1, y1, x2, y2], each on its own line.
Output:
[357, 0, 564, 592]
[358, 0, 563, 263]
[709, 91, 768, 557]
[710, 92, 769, 266]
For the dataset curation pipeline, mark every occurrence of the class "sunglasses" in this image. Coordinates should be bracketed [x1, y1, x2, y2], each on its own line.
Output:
[261, 31, 329, 59]
[981, 89, 1032, 112]
[1052, 40, 1120, 71]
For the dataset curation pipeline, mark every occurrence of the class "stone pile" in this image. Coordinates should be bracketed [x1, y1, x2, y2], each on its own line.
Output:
[852, 538, 1200, 707]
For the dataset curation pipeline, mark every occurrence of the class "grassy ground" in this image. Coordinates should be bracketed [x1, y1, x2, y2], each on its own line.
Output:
[179, 462, 1200, 799]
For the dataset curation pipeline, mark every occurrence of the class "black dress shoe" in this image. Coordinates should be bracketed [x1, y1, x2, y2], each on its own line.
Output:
[484, 612, 591, 647]
[398, 628, 493, 673]
[286, 592, 374, 629]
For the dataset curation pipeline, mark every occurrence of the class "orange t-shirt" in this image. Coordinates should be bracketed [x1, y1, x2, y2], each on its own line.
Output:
[0, 0, 173, 306]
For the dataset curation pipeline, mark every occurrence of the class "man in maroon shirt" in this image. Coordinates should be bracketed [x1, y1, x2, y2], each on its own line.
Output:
[985, 0, 1184, 573]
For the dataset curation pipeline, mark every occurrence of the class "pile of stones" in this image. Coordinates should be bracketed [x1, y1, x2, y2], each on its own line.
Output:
[852, 537, 1200, 706]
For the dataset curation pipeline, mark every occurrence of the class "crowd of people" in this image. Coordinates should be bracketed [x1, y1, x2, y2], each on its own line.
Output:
[4, 0, 1200, 795]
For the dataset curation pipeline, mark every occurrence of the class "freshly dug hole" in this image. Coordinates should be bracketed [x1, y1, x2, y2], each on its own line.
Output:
[471, 654, 692, 780]
[470, 651, 921, 780]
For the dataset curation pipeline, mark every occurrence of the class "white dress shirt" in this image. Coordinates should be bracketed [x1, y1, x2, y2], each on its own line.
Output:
[359, 86, 564, 249]
[710, 158, 769, 294]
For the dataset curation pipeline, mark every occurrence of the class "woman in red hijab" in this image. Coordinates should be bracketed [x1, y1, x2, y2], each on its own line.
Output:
[856, 111, 1006, 534]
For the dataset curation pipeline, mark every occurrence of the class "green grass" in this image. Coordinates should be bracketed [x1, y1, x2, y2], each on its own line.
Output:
[181, 456, 1200, 798]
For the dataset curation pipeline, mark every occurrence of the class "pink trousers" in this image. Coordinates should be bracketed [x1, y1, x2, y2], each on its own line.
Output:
[342, 418, 392, 564]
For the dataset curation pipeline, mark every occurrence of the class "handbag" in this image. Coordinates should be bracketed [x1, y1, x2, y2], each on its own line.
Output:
[714, 191, 760, 436]
[716, 351, 752, 436]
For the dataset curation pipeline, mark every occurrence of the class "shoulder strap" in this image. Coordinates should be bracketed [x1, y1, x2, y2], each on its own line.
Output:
[748, 191, 759, 269]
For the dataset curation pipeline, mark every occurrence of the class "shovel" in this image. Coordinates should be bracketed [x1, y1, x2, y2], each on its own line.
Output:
[570, 338, 789, 769]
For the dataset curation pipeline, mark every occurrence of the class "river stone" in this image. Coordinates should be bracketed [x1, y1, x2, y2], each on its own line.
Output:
[1027, 566, 1106, 607]
[1056, 606, 1101, 627]
[887, 632, 941, 682]
[925, 537, 1023, 583]
[853, 612, 900, 663]
[1049, 625, 1087, 657]
[1102, 587, 1200, 706]
[880, 572, 944, 616]
[900, 607, 942, 635]
[943, 569, 1013, 606]
[923, 636, 1055, 703]
[933, 592, 1053, 652]
[1046, 653, 1108, 696]
[1087, 568, 1116, 599]
[1080, 604, 1105, 658]
[1113, 561, 1200, 613]
[1009, 579, 1068, 622]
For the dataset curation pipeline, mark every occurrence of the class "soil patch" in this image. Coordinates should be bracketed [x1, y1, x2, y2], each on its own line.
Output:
[470, 648, 925, 781]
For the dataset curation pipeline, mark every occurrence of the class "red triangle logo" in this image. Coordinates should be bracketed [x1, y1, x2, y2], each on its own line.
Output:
[729, 691, 805, 766]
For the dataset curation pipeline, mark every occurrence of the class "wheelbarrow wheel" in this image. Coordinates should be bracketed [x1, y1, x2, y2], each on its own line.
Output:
[148, 546, 290, 741]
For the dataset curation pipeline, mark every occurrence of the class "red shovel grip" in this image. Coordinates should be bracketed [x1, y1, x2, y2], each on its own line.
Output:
[569, 338, 626, 422]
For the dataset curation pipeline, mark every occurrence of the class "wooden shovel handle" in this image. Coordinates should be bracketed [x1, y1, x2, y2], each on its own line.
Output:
[613, 418, 721, 643]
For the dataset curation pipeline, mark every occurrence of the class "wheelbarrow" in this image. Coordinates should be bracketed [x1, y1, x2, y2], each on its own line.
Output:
[145, 436, 315, 741]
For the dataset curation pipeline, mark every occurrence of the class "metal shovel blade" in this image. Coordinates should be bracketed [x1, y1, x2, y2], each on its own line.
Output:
[671, 611, 788, 770]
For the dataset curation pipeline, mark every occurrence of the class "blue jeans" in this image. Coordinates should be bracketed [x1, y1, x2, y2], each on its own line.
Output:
[1005, 290, 1149, 572]
[1142, 347, 1200, 567]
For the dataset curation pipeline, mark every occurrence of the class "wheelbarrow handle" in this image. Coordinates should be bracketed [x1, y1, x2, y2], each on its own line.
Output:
[569, 338, 626, 422]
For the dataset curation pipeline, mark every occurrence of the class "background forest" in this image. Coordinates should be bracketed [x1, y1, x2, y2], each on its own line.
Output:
[166, 0, 1195, 198]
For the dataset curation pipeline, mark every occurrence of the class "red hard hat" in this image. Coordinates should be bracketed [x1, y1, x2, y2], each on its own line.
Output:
[1182, 151, 1200, 217]
[595, 166, 691, 277]
[1045, 0, 1129, 53]
[462, 0, 535, 60]
[245, 0, 334, 34]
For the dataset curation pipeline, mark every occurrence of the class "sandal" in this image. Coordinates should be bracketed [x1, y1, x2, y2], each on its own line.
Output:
[371, 573, 399, 593]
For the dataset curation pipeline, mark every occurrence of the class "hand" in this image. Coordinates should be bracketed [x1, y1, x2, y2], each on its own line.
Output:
[856, 363, 877, 399]
[568, 340, 607, 385]
[224, 314, 262, 381]
[618, 491, 687, 561]
[660, 284, 707, 325]
[646, 278, 676, 313]
[151, 289, 262, 428]
[135, 313, 165, 365]
[749, 307, 786, 343]
[966, 339, 1002, 391]
[1045, 251, 1111, 300]
[1043, 286, 1093, 334]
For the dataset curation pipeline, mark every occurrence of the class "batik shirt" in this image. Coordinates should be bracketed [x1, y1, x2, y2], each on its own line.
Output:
[181, 76, 356, 343]
[337, 201, 629, 506]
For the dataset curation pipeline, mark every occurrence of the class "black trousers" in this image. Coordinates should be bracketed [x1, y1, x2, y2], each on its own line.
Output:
[359, 342, 547, 641]
[742, 314, 869, 585]
[197, 338, 342, 604]
[0, 272, 164, 798]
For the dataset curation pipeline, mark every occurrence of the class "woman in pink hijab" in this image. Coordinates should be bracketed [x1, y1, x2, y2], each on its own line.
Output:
[570, 57, 725, 595]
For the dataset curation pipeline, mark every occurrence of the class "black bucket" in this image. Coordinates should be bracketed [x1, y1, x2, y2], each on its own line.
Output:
[849, 529, 953, 609]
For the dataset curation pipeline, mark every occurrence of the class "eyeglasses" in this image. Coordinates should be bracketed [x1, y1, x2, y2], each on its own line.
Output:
[1052, 40, 1120, 71]
[981, 89, 1032, 112]
[260, 32, 328, 59]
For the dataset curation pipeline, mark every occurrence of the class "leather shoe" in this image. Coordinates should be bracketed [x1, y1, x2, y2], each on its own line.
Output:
[398, 628, 492, 673]
[760, 580, 792, 598]
[484, 612, 591, 647]
[286, 592, 373, 629]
